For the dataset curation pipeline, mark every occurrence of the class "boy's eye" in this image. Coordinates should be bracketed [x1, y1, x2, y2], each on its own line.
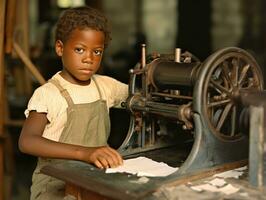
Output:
[74, 48, 84, 54]
[94, 50, 103, 56]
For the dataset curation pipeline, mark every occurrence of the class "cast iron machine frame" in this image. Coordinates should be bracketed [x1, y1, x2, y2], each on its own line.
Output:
[118, 46, 263, 175]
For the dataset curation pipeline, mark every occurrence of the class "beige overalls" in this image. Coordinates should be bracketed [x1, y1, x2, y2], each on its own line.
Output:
[30, 77, 110, 200]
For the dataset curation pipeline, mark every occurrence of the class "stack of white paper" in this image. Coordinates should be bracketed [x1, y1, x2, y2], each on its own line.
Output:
[105, 156, 178, 177]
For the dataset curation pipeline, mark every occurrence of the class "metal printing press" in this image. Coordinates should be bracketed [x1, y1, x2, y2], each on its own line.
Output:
[113, 45, 264, 175]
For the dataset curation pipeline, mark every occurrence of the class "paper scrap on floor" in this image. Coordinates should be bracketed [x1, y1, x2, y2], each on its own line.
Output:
[206, 178, 227, 187]
[190, 183, 239, 195]
[214, 169, 244, 179]
[213, 165, 247, 179]
[105, 156, 178, 177]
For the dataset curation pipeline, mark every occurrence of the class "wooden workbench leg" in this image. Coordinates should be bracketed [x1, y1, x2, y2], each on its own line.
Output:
[65, 183, 112, 200]
[65, 183, 81, 200]
[0, 0, 6, 198]
[0, 143, 3, 200]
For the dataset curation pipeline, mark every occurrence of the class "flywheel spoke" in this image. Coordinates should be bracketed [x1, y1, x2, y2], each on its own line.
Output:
[216, 102, 233, 131]
[210, 79, 231, 95]
[208, 98, 231, 108]
[231, 58, 239, 86]
[230, 105, 237, 136]
[221, 61, 234, 88]
[238, 64, 250, 86]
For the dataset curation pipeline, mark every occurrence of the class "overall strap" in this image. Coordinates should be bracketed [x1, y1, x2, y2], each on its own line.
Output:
[92, 76, 103, 100]
[48, 79, 74, 106]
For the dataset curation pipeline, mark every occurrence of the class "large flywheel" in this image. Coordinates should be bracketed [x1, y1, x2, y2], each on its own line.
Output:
[194, 47, 264, 141]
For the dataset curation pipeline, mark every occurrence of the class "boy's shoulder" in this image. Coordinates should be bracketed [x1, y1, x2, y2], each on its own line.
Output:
[93, 74, 112, 80]
[32, 80, 60, 97]
[93, 74, 122, 85]
[33, 72, 64, 93]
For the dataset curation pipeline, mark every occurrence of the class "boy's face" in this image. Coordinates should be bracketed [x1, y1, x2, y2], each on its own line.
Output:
[55, 28, 105, 85]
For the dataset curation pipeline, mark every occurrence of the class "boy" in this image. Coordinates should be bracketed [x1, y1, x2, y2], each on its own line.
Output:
[19, 6, 128, 199]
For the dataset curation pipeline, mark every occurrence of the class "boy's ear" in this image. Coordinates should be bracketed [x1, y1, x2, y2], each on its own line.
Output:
[55, 40, 63, 56]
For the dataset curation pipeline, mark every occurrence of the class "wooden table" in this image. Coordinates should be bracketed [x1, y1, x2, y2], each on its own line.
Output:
[41, 159, 247, 200]
[41, 160, 163, 200]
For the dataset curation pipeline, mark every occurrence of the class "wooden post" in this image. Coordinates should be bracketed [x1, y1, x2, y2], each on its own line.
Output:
[0, 0, 7, 199]
[249, 106, 265, 187]
[21, 0, 32, 94]
[15, 0, 32, 95]
[5, 0, 16, 54]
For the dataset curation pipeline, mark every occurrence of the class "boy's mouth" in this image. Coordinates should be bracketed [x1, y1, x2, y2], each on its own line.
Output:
[79, 68, 93, 75]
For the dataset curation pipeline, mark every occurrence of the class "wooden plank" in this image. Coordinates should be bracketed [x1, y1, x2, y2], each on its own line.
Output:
[13, 42, 46, 85]
[161, 159, 248, 187]
[0, 0, 6, 199]
[41, 159, 247, 200]
[41, 161, 157, 200]
[5, 119, 24, 127]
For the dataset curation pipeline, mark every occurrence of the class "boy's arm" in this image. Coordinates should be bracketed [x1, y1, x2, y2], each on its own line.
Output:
[18, 111, 123, 168]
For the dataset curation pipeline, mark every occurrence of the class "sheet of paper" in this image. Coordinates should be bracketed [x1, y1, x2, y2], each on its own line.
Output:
[190, 184, 219, 193]
[190, 175, 240, 195]
[218, 184, 240, 195]
[234, 166, 247, 171]
[206, 178, 227, 187]
[213, 166, 247, 179]
[190, 183, 239, 195]
[105, 156, 178, 177]
[213, 170, 244, 179]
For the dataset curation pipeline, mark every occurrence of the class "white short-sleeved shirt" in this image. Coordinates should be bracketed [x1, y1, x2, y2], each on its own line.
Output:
[25, 72, 128, 142]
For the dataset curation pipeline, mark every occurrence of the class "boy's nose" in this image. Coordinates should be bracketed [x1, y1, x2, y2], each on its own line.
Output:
[82, 52, 93, 63]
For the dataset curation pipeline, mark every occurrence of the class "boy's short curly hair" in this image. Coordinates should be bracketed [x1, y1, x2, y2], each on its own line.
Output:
[55, 6, 111, 48]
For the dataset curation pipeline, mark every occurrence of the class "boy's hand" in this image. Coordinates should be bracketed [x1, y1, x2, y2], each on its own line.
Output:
[83, 146, 123, 169]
